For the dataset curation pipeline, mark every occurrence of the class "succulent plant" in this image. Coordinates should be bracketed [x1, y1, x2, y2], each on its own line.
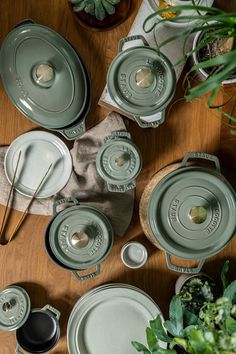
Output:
[70, 0, 121, 21]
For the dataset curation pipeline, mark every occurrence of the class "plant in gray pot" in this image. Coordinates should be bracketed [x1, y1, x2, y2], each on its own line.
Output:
[132, 261, 235, 354]
[143, 2, 236, 134]
[175, 273, 216, 315]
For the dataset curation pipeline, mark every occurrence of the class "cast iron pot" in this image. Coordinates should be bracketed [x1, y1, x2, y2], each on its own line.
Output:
[0, 20, 91, 140]
[0, 286, 60, 354]
[107, 35, 176, 128]
[140, 152, 236, 273]
[45, 197, 114, 282]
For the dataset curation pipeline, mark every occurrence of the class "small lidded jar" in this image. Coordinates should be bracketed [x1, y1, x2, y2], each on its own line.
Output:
[96, 131, 142, 192]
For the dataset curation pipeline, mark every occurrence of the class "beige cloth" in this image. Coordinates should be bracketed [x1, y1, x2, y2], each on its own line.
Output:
[0, 113, 135, 236]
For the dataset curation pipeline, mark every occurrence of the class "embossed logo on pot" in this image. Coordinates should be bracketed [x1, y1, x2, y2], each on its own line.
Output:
[119, 73, 132, 99]
[169, 199, 180, 222]
[207, 208, 221, 234]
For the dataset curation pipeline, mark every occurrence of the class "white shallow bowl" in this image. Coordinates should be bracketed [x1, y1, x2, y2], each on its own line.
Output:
[147, 0, 215, 29]
[121, 242, 148, 269]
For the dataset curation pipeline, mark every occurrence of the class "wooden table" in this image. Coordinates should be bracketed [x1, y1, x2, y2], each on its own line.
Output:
[0, 1, 235, 353]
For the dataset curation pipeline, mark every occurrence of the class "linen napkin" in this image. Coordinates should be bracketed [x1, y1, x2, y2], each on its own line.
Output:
[0, 113, 135, 236]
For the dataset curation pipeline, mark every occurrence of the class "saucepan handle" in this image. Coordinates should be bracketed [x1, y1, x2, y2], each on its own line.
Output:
[71, 264, 100, 281]
[166, 253, 205, 274]
[107, 180, 136, 193]
[15, 344, 23, 354]
[41, 304, 61, 320]
[60, 120, 86, 140]
[118, 35, 149, 53]
[14, 19, 35, 28]
[133, 110, 165, 129]
[181, 152, 221, 172]
[104, 131, 131, 143]
[53, 197, 79, 216]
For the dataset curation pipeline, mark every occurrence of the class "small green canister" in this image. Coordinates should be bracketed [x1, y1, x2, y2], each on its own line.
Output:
[107, 35, 176, 128]
[96, 131, 142, 192]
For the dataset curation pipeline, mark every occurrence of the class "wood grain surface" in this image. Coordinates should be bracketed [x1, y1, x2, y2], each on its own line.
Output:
[0, 1, 235, 353]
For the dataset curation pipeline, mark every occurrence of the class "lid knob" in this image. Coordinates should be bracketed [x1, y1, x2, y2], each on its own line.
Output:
[189, 206, 208, 224]
[135, 68, 155, 88]
[2, 299, 16, 312]
[33, 63, 55, 87]
[71, 231, 89, 249]
[115, 153, 129, 167]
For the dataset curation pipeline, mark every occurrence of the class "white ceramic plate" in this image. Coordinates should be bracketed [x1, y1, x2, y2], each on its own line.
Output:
[67, 283, 166, 354]
[4, 131, 72, 198]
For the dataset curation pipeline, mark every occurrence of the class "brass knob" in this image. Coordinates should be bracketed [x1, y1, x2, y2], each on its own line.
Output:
[71, 231, 89, 248]
[189, 206, 207, 224]
[135, 67, 155, 88]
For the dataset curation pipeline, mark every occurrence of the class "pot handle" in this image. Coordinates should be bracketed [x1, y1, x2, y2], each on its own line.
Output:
[133, 110, 165, 129]
[53, 197, 79, 216]
[180, 152, 221, 172]
[104, 131, 131, 143]
[71, 264, 100, 281]
[15, 345, 23, 354]
[14, 19, 35, 28]
[166, 253, 205, 274]
[107, 180, 136, 193]
[41, 304, 61, 320]
[60, 120, 86, 140]
[118, 35, 149, 53]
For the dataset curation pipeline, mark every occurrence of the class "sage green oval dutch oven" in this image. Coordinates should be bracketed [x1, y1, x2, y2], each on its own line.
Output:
[147, 152, 236, 273]
[0, 285, 60, 353]
[107, 35, 176, 128]
[96, 131, 142, 192]
[45, 197, 114, 281]
[0, 20, 91, 140]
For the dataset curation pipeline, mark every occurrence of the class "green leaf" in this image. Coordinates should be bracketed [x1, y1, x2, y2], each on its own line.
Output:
[131, 341, 151, 354]
[221, 260, 230, 290]
[183, 309, 203, 326]
[95, 1, 106, 20]
[102, 0, 115, 15]
[225, 317, 236, 334]
[164, 296, 183, 337]
[150, 316, 172, 343]
[223, 280, 236, 302]
[106, 0, 120, 4]
[146, 327, 158, 352]
[188, 329, 213, 354]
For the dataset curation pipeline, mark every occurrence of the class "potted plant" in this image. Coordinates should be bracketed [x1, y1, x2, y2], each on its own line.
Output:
[68, 0, 131, 31]
[132, 261, 236, 354]
[143, 2, 236, 134]
[175, 273, 216, 315]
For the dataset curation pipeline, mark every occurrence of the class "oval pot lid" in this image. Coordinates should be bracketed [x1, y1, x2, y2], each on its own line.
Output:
[0, 22, 88, 129]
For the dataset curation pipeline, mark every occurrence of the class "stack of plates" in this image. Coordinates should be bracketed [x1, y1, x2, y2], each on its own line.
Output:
[67, 283, 166, 354]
